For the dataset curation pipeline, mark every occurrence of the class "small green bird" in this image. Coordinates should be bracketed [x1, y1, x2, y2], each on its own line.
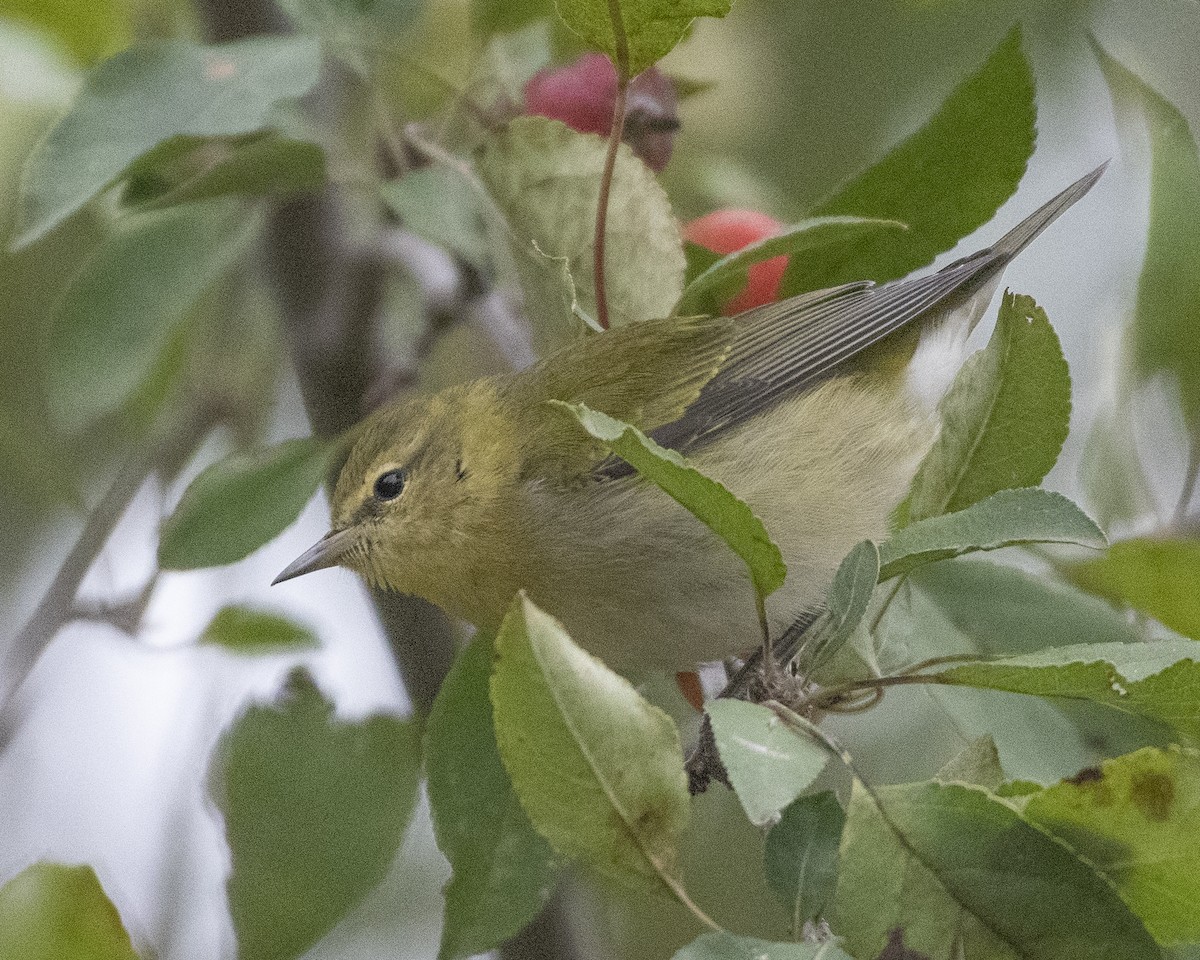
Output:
[275, 166, 1104, 672]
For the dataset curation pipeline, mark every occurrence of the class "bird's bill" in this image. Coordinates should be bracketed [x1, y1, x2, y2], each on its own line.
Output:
[272, 528, 357, 585]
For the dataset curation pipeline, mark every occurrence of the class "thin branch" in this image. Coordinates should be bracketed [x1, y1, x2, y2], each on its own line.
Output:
[1, 406, 212, 742]
[593, 1, 632, 331]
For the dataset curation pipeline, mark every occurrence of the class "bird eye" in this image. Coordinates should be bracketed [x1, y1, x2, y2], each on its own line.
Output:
[373, 468, 407, 501]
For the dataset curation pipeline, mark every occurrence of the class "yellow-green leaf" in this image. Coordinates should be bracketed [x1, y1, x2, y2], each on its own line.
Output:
[490, 594, 690, 889]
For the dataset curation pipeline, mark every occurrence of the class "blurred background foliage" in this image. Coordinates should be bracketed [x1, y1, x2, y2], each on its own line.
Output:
[1, 0, 1199, 958]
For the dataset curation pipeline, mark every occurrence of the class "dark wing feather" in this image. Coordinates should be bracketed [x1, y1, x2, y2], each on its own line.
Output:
[601, 163, 1106, 468]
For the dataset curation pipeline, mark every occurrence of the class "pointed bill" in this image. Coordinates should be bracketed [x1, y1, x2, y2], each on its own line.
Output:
[273, 529, 357, 585]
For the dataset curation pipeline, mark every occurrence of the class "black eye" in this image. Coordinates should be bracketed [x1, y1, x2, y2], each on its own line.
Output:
[374, 468, 407, 501]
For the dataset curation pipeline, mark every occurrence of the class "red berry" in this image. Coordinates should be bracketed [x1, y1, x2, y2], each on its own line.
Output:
[523, 54, 679, 172]
[524, 53, 617, 137]
[683, 209, 787, 314]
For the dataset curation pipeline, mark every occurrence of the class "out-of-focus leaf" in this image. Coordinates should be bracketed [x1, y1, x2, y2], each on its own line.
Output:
[932, 639, 1200, 738]
[472, 0, 550, 39]
[382, 167, 490, 270]
[1066, 537, 1200, 641]
[553, 0, 731, 76]
[907, 292, 1071, 521]
[707, 700, 827, 827]
[763, 791, 844, 930]
[672, 932, 854, 960]
[159, 437, 331, 571]
[199, 606, 319, 653]
[834, 779, 1159, 960]
[14, 35, 321, 248]
[673, 216, 905, 317]
[935, 734, 1004, 789]
[47, 200, 257, 433]
[482, 19, 553, 99]
[122, 133, 326, 209]
[280, 0, 420, 35]
[1079, 401, 1155, 530]
[426, 631, 559, 960]
[0, 862, 139, 960]
[490, 594, 690, 889]
[477, 116, 684, 348]
[3, 0, 129, 64]
[878, 488, 1106, 580]
[1096, 44, 1200, 434]
[1025, 746, 1200, 945]
[790, 27, 1035, 293]
[214, 670, 420, 960]
[279, 0, 420, 73]
[551, 401, 786, 595]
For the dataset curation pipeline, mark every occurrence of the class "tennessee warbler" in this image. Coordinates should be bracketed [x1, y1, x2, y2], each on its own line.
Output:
[275, 166, 1104, 671]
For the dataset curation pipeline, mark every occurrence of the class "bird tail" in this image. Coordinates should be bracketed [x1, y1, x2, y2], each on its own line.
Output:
[991, 161, 1109, 264]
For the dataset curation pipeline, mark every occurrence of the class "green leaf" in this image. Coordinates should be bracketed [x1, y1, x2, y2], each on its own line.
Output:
[907, 292, 1071, 521]
[763, 791, 845, 930]
[159, 438, 331, 571]
[551, 401, 787, 596]
[878, 488, 1106, 580]
[426, 632, 559, 960]
[672, 932, 854, 960]
[0, 863, 139, 960]
[490, 594, 690, 889]
[280, 0, 420, 35]
[476, 116, 685, 347]
[804, 540, 879, 670]
[1066, 537, 1200, 641]
[834, 779, 1159, 960]
[933, 639, 1200, 737]
[472, 0, 550, 37]
[14, 35, 321, 248]
[382, 167, 490, 270]
[3, 0, 130, 65]
[47, 200, 258, 433]
[789, 27, 1035, 293]
[863, 559, 1159, 785]
[199, 605, 319, 653]
[1024, 746, 1200, 945]
[707, 700, 828, 827]
[1078, 402, 1155, 531]
[122, 133, 326, 210]
[673, 216, 906, 317]
[553, 0, 732, 76]
[1096, 43, 1200, 433]
[935, 734, 1005, 790]
[214, 670, 421, 960]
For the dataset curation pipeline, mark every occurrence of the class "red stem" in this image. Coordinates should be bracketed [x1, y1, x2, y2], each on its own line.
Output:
[593, 74, 629, 331]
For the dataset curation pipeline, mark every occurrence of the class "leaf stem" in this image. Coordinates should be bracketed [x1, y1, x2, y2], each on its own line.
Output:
[593, 0, 632, 331]
[660, 871, 723, 932]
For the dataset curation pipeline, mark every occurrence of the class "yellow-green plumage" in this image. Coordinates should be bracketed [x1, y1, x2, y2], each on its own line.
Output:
[277, 167, 1105, 671]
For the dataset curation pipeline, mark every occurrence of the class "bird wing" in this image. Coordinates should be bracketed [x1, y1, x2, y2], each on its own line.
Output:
[633, 164, 1107, 459]
[512, 312, 735, 480]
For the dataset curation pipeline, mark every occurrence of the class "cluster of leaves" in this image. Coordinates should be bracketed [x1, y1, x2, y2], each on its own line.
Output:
[4, 0, 1200, 958]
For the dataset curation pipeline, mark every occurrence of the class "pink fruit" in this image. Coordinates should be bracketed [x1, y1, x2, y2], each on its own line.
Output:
[523, 54, 679, 172]
[683, 209, 787, 314]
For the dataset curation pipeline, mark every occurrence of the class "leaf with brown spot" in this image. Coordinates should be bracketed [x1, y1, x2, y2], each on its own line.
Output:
[1025, 746, 1200, 945]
